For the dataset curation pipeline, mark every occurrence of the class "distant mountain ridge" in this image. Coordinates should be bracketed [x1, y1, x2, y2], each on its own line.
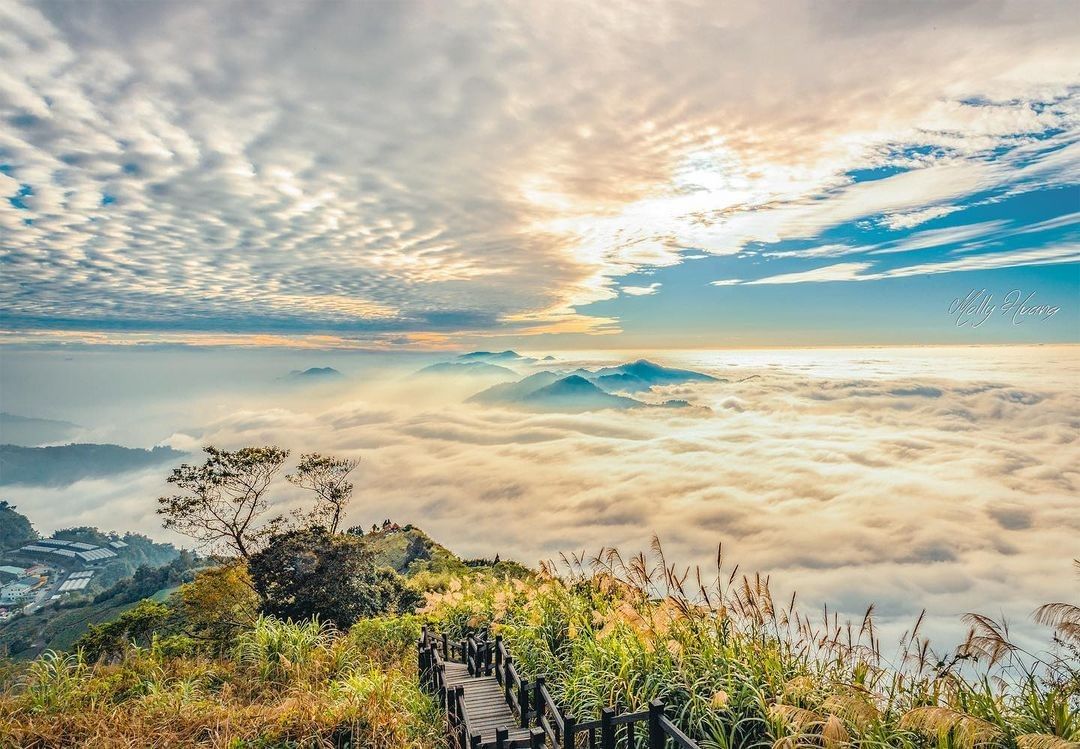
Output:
[0, 412, 80, 447]
[0, 444, 187, 487]
[281, 367, 344, 382]
[591, 359, 719, 392]
[466, 371, 563, 404]
[414, 361, 519, 378]
[455, 350, 532, 363]
[466, 358, 717, 412]
[521, 375, 641, 412]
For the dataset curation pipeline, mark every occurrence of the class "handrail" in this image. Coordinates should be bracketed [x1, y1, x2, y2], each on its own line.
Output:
[538, 682, 563, 731]
[419, 625, 704, 749]
[659, 714, 699, 749]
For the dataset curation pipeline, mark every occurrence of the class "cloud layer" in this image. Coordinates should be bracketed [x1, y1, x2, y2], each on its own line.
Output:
[1, 1, 1078, 341]
[6, 345, 1077, 647]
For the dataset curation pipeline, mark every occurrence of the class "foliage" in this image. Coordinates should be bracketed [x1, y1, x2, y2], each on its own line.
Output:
[247, 527, 420, 629]
[287, 453, 359, 534]
[157, 445, 290, 558]
[0, 617, 443, 748]
[0, 550, 193, 659]
[0, 500, 37, 550]
[422, 543, 1080, 749]
[177, 562, 260, 648]
[4, 531, 1075, 749]
[91, 551, 200, 605]
[73, 601, 172, 662]
[359, 525, 459, 576]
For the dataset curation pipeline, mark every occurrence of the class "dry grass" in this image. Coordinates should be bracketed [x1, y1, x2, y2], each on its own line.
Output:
[0, 617, 444, 749]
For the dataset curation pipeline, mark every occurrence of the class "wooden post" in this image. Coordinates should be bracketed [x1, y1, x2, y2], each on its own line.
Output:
[442, 632, 449, 660]
[503, 656, 513, 704]
[496, 727, 508, 749]
[446, 686, 456, 725]
[564, 714, 577, 749]
[469, 732, 482, 749]
[648, 699, 665, 749]
[529, 727, 545, 749]
[519, 678, 530, 728]
[533, 675, 546, 727]
[495, 634, 503, 675]
[600, 706, 615, 749]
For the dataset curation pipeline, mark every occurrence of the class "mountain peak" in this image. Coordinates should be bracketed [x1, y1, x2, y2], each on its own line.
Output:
[520, 375, 641, 412]
[457, 350, 522, 361]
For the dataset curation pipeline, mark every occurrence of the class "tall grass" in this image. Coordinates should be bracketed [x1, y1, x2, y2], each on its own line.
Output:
[0, 616, 443, 749]
[423, 542, 1079, 749]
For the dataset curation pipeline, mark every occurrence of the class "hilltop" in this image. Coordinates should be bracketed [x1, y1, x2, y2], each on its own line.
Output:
[354, 523, 458, 574]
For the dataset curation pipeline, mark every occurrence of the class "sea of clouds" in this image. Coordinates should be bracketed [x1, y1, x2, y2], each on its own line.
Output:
[3, 345, 1077, 651]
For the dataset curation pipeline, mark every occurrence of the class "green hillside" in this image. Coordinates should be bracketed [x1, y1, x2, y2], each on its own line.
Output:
[356, 524, 459, 574]
[357, 523, 532, 582]
[0, 501, 36, 551]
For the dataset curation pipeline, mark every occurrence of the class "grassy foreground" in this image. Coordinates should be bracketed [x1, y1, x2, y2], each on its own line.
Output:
[1, 543, 1077, 749]
[0, 616, 441, 749]
[423, 546, 1079, 749]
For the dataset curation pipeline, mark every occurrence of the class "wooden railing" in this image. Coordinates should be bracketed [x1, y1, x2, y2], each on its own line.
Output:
[418, 626, 702, 749]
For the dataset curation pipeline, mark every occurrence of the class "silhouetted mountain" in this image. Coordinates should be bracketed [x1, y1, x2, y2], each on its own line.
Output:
[282, 367, 344, 381]
[0, 444, 186, 487]
[466, 371, 563, 404]
[520, 375, 642, 412]
[414, 361, 518, 378]
[590, 359, 718, 391]
[456, 350, 529, 363]
[0, 413, 80, 447]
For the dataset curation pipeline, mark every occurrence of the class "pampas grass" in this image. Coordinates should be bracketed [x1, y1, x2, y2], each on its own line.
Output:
[423, 540, 1079, 749]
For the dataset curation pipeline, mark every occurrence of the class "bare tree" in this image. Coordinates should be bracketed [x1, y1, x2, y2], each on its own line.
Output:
[157, 446, 290, 558]
[286, 453, 359, 534]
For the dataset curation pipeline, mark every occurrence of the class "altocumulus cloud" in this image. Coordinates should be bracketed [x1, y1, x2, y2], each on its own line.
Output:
[1, 1, 1079, 340]
[8, 347, 1077, 647]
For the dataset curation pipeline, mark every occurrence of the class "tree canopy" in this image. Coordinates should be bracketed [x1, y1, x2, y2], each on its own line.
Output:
[286, 453, 359, 534]
[157, 446, 289, 558]
[247, 527, 420, 629]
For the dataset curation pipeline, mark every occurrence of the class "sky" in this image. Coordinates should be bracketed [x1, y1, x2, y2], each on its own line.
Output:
[0, 0, 1077, 348]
